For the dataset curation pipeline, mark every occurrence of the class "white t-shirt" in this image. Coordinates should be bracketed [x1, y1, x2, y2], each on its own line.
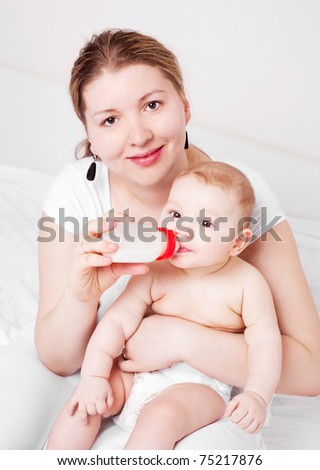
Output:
[43, 156, 286, 314]
[43, 156, 286, 238]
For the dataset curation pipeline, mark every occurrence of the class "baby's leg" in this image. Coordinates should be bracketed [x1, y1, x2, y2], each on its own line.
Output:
[124, 382, 226, 450]
[46, 364, 134, 449]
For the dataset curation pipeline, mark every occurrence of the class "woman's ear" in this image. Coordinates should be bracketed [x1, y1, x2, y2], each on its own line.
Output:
[229, 228, 253, 256]
[89, 142, 96, 156]
[181, 94, 191, 124]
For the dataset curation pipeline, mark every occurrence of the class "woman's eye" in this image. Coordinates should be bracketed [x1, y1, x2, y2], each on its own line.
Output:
[171, 211, 181, 219]
[103, 116, 118, 126]
[146, 101, 160, 111]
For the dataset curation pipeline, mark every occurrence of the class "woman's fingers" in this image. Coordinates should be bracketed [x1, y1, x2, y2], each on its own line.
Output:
[117, 356, 137, 372]
[69, 214, 149, 301]
[78, 238, 118, 267]
[107, 389, 114, 406]
[79, 255, 148, 274]
[79, 239, 118, 255]
[80, 253, 113, 267]
[84, 210, 129, 240]
[84, 214, 116, 239]
[111, 263, 149, 278]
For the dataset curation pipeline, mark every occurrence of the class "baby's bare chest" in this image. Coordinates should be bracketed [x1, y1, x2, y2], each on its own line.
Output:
[150, 274, 245, 332]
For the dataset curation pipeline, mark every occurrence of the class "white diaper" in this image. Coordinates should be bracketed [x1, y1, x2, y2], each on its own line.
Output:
[113, 362, 231, 431]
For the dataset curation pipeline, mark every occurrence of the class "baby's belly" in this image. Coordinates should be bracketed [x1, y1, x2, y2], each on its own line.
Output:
[148, 303, 245, 332]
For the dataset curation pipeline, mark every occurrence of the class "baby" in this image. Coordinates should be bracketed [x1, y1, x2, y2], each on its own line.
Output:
[47, 161, 282, 450]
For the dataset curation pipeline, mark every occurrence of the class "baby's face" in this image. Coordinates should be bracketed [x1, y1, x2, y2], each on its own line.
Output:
[160, 175, 243, 269]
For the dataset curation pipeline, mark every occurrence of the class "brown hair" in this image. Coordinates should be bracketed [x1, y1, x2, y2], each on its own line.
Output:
[70, 29, 185, 157]
[178, 161, 255, 218]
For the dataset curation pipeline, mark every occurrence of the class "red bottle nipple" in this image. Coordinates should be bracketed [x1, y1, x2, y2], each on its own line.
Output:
[156, 227, 177, 260]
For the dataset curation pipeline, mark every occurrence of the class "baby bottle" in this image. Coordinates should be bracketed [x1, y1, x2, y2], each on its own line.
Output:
[104, 223, 178, 263]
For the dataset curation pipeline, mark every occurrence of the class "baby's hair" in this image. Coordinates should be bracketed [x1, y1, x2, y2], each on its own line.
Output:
[177, 161, 255, 219]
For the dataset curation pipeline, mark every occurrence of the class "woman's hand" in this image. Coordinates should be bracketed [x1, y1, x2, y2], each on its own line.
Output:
[119, 314, 249, 389]
[68, 213, 149, 303]
[118, 314, 188, 372]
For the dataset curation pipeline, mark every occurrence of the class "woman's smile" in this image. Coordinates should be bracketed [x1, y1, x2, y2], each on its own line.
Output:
[127, 145, 164, 167]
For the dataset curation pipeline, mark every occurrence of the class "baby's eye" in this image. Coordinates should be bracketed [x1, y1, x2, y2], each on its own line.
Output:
[146, 101, 160, 111]
[200, 219, 213, 228]
[170, 211, 181, 219]
[103, 116, 118, 126]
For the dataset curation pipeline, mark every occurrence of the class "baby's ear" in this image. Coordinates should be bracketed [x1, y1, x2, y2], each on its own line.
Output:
[229, 228, 253, 256]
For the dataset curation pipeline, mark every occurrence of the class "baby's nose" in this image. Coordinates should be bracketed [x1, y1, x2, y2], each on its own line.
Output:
[174, 227, 193, 242]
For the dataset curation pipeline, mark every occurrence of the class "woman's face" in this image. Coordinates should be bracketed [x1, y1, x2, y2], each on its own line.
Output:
[83, 64, 190, 188]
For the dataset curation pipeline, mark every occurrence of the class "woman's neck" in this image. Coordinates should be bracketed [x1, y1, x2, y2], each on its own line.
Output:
[109, 145, 211, 220]
[109, 172, 172, 221]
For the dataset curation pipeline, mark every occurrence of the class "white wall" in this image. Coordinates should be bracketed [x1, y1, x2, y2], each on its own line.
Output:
[0, 0, 319, 175]
[0, 66, 81, 174]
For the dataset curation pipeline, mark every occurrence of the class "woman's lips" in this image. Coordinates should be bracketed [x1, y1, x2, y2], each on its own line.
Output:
[128, 146, 163, 167]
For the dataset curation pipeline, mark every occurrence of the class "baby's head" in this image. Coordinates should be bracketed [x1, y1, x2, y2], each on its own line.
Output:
[176, 160, 255, 225]
[161, 161, 255, 270]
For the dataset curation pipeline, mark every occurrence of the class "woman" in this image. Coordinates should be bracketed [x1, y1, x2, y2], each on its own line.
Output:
[2, 28, 320, 450]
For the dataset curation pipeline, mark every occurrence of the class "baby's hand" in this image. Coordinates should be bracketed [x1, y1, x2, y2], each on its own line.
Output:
[224, 391, 267, 433]
[67, 377, 113, 424]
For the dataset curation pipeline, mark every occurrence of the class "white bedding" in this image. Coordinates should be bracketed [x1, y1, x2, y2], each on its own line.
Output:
[0, 163, 319, 449]
[0, 165, 53, 348]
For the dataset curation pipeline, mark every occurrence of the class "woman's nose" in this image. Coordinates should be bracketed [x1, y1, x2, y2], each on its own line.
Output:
[128, 119, 153, 147]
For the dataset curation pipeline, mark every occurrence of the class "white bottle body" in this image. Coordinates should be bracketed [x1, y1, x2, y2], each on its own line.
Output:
[104, 223, 176, 263]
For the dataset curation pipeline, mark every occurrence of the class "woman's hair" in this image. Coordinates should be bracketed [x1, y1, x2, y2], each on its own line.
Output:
[178, 161, 256, 218]
[70, 29, 185, 157]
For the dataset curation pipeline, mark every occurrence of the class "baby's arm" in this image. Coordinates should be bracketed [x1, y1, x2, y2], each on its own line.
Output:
[68, 273, 153, 423]
[225, 269, 282, 432]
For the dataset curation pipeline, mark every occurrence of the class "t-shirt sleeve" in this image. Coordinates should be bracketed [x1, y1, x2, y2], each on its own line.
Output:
[43, 163, 96, 235]
[218, 158, 286, 242]
[43, 160, 125, 314]
[246, 171, 286, 242]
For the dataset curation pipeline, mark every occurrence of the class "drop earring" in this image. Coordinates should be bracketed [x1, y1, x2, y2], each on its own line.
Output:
[86, 155, 98, 181]
[184, 131, 189, 149]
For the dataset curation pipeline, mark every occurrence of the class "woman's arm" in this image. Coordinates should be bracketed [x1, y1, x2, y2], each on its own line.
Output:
[119, 314, 250, 385]
[241, 220, 320, 395]
[121, 221, 320, 396]
[35, 222, 97, 376]
[35, 214, 148, 376]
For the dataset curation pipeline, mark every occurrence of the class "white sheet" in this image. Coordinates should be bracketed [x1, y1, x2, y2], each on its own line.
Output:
[0, 165, 53, 348]
[0, 163, 319, 449]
